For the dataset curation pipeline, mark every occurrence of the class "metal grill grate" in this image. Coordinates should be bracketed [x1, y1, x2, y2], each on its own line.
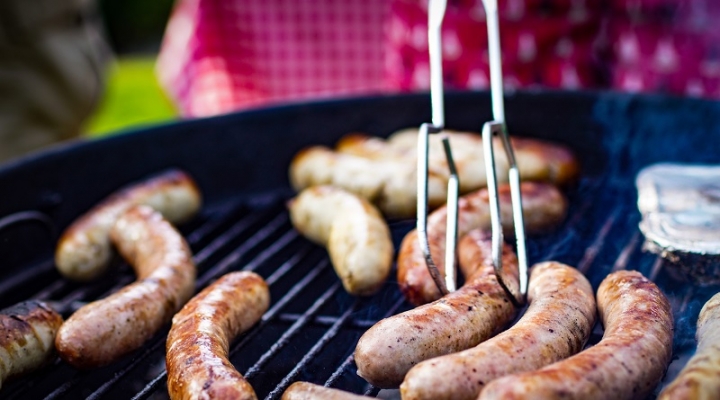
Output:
[1, 173, 716, 400]
[2, 92, 720, 400]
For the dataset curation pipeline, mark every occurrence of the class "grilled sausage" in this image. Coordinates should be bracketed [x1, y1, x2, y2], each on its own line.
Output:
[289, 146, 447, 218]
[288, 186, 394, 296]
[400, 259, 596, 400]
[55, 169, 202, 281]
[659, 292, 720, 400]
[281, 382, 372, 400]
[55, 205, 196, 368]
[0, 301, 63, 390]
[291, 130, 577, 219]
[354, 232, 518, 388]
[166, 271, 269, 400]
[337, 130, 580, 188]
[479, 270, 673, 400]
[398, 182, 567, 306]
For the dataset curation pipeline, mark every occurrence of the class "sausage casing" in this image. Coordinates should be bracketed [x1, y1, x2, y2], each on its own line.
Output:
[659, 292, 720, 400]
[281, 382, 372, 400]
[55, 169, 201, 281]
[289, 147, 446, 218]
[479, 270, 673, 400]
[166, 271, 269, 400]
[55, 205, 197, 368]
[398, 182, 567, 306]
[336, 129, 580, 190]
[290, 130, 577, 218]
[289, 186, 394, 296]
[400, 260, 596, 400]
[0, 301, 63, 390]
[354, 232, 517, 388]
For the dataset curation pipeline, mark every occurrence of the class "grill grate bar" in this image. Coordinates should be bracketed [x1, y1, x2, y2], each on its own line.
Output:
[229, 259, 331, 357]
[675, 287, 696, 315]
[324, 294, 407, 388]
[241, 229, 299, 273]
[184, 202, 249, 245]
[3, 359, 62, 400]
[85, 336, 168, 400]
[0, 260, 55, 301]
[255, 259, 329, 326]
[611, 231, 641, 272]
[130, 371, 166, 400]
[277, 314, 377, 329]
[648, 256, 664, 281]
[244, 282, 343, 380]
[264, 300, 360, 400]
[32, 279, 70, 304]
[192, 208, 272, 266]
[196, 214, 289, 288]
[541, 181, 602, 262]
[42, 376, 82, 400]
[264, 246, 314, 286]
[577, 207, 622, 273]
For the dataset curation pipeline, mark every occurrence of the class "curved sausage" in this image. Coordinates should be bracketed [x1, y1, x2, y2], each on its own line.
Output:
[479, 270, 673, 400]
[0, 301, 63, 391]
[55, 169, 202, 281]
[659, 292, 720, 400]
[354, 232, 518, 388]
[400, 260, 596, 400]
[55, 205, 196, 368]
[281, 382, 372, 400]
[166, 271, 269, 400]
[289, 147, 447, 218]
[290, 130, 577, 219]
[336, 129, 580, 189]
[289, 186, 394, 296]
[398, 182, 567, 306]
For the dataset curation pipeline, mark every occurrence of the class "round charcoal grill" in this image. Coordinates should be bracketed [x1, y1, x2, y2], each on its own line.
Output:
[0, 91, 719, 399]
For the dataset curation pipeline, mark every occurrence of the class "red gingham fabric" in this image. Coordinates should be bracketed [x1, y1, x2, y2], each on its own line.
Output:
[157, 0, 720, 118]
[157, 0, 389, 117]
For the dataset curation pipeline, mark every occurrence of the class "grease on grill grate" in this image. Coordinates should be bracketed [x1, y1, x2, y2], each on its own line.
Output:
[0, 179, 718, 399]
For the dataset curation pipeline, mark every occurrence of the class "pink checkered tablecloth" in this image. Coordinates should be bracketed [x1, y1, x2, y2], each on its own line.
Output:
[157, 0, 389, 117]
[157, 0, 720, 118]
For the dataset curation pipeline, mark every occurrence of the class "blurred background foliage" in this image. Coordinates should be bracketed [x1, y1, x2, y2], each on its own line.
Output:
[84, 0, 178, 137]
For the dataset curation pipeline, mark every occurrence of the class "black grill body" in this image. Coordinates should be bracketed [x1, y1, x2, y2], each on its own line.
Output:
[0, 91, 719, 399]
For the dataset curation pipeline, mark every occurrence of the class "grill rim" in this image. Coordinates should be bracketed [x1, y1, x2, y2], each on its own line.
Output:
[1, 90, 719, 399]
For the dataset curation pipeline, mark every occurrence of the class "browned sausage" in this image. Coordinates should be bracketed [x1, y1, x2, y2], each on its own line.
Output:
[400, 260, 596, 400]
[0, 301, 64, 391]
[55, 205, 196, 368]
[281, 382, 372, 400]
[659, 292, 720, 400]
[55, 169, 202, 281]
[166, 271, 270, 400]
[398, 182, 567, 306]
[479, 270, 673, 400]
[354, 231, 518, 388]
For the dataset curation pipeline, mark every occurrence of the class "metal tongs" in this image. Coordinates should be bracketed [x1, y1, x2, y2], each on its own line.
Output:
[416, 0, 529, 306]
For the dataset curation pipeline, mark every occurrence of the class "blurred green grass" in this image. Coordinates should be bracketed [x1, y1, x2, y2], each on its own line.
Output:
[84, 56, 177, 138]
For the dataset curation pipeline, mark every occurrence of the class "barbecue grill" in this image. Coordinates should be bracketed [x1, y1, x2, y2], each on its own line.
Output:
[1, 90, 719, 399]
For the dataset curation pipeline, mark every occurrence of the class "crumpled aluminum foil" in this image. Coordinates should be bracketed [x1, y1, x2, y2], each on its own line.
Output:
[637, 163, 720, 284]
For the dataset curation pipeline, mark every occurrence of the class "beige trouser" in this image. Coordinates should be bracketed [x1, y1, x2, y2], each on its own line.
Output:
[0, 0, 109, 163]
